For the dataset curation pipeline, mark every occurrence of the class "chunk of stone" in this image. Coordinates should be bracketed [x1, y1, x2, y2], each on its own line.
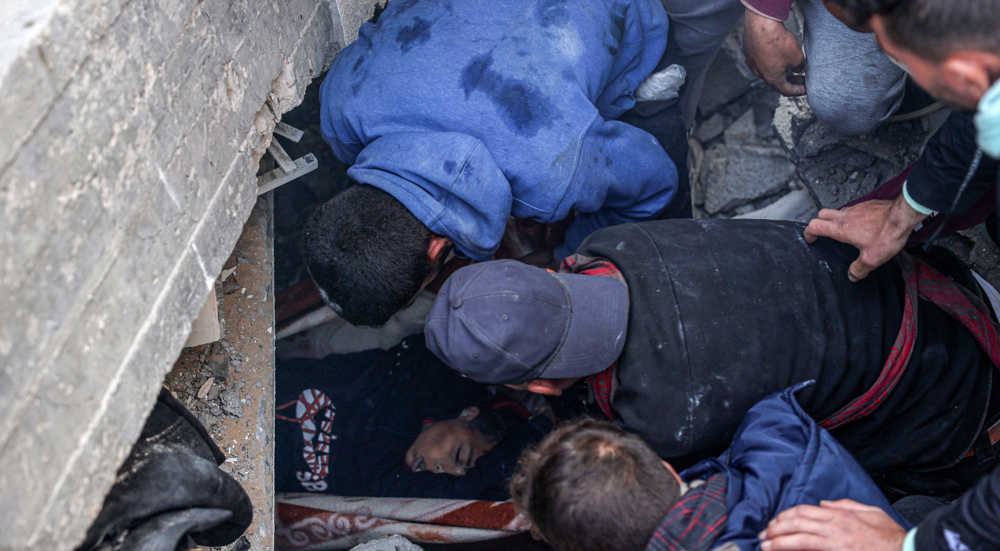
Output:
[734, 189, 818, 223]
[701, 144, 797, 214]
[220, 388, 243, 417]
[694, 113, 728, 144]
[723, 109, 756, 144]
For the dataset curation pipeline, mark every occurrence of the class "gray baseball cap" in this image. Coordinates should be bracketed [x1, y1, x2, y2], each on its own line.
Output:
[424, 260, 629, 385]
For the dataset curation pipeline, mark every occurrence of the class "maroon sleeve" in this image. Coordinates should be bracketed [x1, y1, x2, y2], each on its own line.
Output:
[742, 0, 794, 21]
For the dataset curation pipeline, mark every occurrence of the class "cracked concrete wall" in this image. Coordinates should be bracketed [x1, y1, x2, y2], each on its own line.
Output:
[0, 0, 379, 549]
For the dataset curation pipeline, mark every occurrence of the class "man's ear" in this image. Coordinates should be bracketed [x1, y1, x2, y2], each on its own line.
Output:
[662, 460, 683, 488]
[941, 52, 997, 104]
[428, 235, 453, 263]
[525, 379, 564, 396]
[459, 406, 480, 420]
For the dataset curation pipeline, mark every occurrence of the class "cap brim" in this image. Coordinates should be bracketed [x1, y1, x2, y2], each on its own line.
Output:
[540, 272, 629, 380]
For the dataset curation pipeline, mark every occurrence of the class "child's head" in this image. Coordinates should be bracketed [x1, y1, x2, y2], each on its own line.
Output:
[509, 418, 683, 551]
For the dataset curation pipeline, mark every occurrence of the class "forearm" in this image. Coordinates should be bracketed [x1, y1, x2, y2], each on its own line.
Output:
[906, 111, 1000, 214]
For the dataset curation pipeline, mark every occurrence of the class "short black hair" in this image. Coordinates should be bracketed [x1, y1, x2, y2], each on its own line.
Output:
[829, 0, 1000, 60]
[509, 418, 682, 551]
[302, 185, 433, 327]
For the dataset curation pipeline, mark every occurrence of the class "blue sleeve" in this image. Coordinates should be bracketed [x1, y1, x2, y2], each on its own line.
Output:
[559, 120, 677, 255]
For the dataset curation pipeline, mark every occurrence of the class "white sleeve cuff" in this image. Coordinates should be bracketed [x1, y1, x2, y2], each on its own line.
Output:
[902, 181, 937, 216]
[903, 528, 918, 551]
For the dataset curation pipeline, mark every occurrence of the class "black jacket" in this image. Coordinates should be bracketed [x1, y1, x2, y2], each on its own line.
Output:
[907, 111, 999, 214]
[576, 220, 991, 475]
[915, 464, 1000, 551]
[275, 336, 551, 500]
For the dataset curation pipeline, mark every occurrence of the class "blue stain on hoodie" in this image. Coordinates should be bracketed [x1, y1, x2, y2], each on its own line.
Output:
[320, 0, 675, 260]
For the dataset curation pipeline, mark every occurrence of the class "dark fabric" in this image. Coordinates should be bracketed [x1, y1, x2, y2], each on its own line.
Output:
[914, 464, 1000, 551]
[619, 98, 693, 220]
[682, 384, 910, 551]
[645, 474, 729, 551]
[893, 495, 951, 526]
[76, 389, 253, 551]
[822, 252, 1000, 433]
[275, 336, 551, 500]
[575, 219, 991, 479]
[907, 111, 999, 216]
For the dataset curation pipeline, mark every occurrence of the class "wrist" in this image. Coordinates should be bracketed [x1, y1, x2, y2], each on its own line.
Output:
[745, 7, 784, 27]
[889, 194, 929, 233]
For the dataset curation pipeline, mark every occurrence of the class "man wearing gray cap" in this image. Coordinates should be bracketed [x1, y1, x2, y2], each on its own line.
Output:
[425, 219, 1000, 498]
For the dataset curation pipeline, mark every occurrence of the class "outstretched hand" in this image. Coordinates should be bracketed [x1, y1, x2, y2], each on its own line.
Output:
[759, 500, 908, 551]
[804, 195, 928, 282]
[742, 9, 807, 96]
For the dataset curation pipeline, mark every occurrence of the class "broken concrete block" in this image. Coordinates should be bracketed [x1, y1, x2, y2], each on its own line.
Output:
[734, 189, 818, 223]
[694, 112, 729, 144]
[701, 144, 797, 214]
[724, 109, 757, 144]
[772, 96, 815, 151]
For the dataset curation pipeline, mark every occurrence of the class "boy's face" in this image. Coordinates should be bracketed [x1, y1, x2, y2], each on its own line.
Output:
[405, 407, 495, 476]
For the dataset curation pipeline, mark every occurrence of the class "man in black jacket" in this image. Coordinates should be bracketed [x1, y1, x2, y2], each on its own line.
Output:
[803, 0, 1000, 284]
[756, 1, 1000, 549]
[425, 219, 1000, 497]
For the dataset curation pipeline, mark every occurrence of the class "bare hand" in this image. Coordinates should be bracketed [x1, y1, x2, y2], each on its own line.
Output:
[803, 196, 928, 282]
[742, 9, 807, 96]
[759, 500, 907, 551]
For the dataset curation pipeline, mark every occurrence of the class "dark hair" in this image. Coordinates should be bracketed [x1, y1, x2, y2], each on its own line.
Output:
[469, 402, 531, 444]
[828, 0, 1000, 60]
[302, 185, 434, 327]
[509, 418, 682, 551]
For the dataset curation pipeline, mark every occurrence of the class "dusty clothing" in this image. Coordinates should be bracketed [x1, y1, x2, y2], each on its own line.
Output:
[573, 220, 992, 477]
[77, 389, 252, 550]
[646, 385, 909, 551]
[320, 0, 679, 260]
[275, 336, 551, 500]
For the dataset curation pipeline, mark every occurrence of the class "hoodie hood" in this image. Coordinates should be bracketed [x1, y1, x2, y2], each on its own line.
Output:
[348, 132, 512, 261]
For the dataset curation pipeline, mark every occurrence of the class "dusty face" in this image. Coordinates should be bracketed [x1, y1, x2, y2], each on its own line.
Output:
[405, 407, 495, 476]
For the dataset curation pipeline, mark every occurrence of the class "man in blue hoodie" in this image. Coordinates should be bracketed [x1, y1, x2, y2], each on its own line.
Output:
[302, 0, 682, 326]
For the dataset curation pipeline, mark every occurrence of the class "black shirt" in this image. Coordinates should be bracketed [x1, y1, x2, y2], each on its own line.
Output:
[275, 336, 551, 500]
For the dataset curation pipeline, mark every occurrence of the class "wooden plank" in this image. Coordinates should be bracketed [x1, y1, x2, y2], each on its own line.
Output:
[266, 140, 297, 174]
[274, 121, 304, 143]
[256, 153, 318, 195]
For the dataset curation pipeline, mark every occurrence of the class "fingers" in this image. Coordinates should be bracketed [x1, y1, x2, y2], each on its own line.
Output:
[803, 217, 841, 243]
[774, 78, 807, 97]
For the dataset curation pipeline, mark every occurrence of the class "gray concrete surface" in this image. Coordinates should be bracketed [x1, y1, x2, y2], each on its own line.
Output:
[0, 0, 382, 549]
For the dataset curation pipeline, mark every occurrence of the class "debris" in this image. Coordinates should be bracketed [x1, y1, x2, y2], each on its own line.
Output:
[197, 377, 215, 399]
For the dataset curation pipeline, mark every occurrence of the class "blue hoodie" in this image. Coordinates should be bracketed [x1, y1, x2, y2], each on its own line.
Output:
[320, 0, 676, 260]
